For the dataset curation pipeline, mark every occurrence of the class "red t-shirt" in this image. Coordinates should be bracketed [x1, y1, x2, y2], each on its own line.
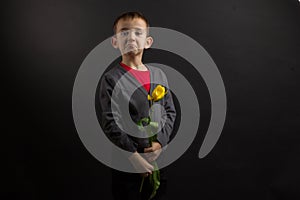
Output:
[120, 62, 150, 93]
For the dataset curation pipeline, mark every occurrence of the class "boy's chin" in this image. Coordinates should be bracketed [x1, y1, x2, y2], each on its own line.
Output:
[123, 49, 143, 56]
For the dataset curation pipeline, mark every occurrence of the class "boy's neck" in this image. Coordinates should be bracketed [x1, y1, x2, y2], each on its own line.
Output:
[121, 55, 147, 71]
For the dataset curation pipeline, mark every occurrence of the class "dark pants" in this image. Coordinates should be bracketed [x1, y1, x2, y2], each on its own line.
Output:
[111, 169, 168, 200]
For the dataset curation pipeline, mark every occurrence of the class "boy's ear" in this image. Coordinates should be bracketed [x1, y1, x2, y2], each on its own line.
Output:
[144, 36, 153, 49]
[111, 36, 118, 49]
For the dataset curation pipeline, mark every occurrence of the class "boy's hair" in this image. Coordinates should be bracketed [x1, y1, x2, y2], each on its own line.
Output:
[113, 11, 150, 34]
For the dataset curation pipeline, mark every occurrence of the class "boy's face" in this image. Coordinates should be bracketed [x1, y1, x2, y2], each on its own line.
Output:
[112, 18, 153, 56]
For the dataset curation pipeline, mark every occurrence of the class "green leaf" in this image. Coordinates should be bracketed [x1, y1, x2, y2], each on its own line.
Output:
[148, 162, 160, 200]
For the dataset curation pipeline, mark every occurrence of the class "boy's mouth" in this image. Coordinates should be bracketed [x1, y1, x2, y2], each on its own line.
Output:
[126, 43, 137, 48]
[125, 44, 138, 52]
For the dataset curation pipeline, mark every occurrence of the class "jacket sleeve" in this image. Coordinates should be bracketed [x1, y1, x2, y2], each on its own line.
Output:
[97, 73, 138, 153]
[155, 73, 177, 147]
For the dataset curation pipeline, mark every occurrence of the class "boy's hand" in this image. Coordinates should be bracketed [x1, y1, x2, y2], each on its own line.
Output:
[140, 172, 150, 177]
[144, 142, 162, 162]
[128, 151, 154, 174]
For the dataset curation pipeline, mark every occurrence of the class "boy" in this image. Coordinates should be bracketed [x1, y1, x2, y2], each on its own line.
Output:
[97, 12, 176, 200]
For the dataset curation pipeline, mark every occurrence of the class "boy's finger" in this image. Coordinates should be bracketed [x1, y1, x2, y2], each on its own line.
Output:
[144, 147, 153, 152]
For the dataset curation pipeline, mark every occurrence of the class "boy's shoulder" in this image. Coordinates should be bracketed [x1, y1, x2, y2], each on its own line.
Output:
[102, 64, 125, 79]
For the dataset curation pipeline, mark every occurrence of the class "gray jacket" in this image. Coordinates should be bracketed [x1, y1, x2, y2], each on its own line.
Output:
[96, 64, 176, 153]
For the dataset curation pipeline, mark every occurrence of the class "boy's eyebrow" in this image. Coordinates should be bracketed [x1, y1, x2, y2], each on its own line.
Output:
[119, 27, 145, 31]
[119, 28, 129, 31]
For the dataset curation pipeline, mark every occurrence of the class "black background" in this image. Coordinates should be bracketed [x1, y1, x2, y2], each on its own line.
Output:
[7, 0, 300, 199]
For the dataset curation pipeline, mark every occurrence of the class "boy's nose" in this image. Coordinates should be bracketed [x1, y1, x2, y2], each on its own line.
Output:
[128, 31, 136, 41]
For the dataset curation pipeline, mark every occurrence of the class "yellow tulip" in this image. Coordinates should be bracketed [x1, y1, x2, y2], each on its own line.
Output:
[148, 85, 167, 102]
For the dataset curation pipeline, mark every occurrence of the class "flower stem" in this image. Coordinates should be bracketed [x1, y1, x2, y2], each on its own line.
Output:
[139, 177, 145, 193]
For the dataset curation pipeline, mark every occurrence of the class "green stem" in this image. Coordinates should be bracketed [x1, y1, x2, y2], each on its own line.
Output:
[139, 177, 145, 193]
[137, 99, 160, 199]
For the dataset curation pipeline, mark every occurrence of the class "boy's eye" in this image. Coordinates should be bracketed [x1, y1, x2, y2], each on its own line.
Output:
[120, 30, 129, 37]
[135, 31, 143, 36]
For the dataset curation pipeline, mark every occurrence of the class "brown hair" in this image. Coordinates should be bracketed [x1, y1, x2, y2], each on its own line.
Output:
[113, 11, 150, 34]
